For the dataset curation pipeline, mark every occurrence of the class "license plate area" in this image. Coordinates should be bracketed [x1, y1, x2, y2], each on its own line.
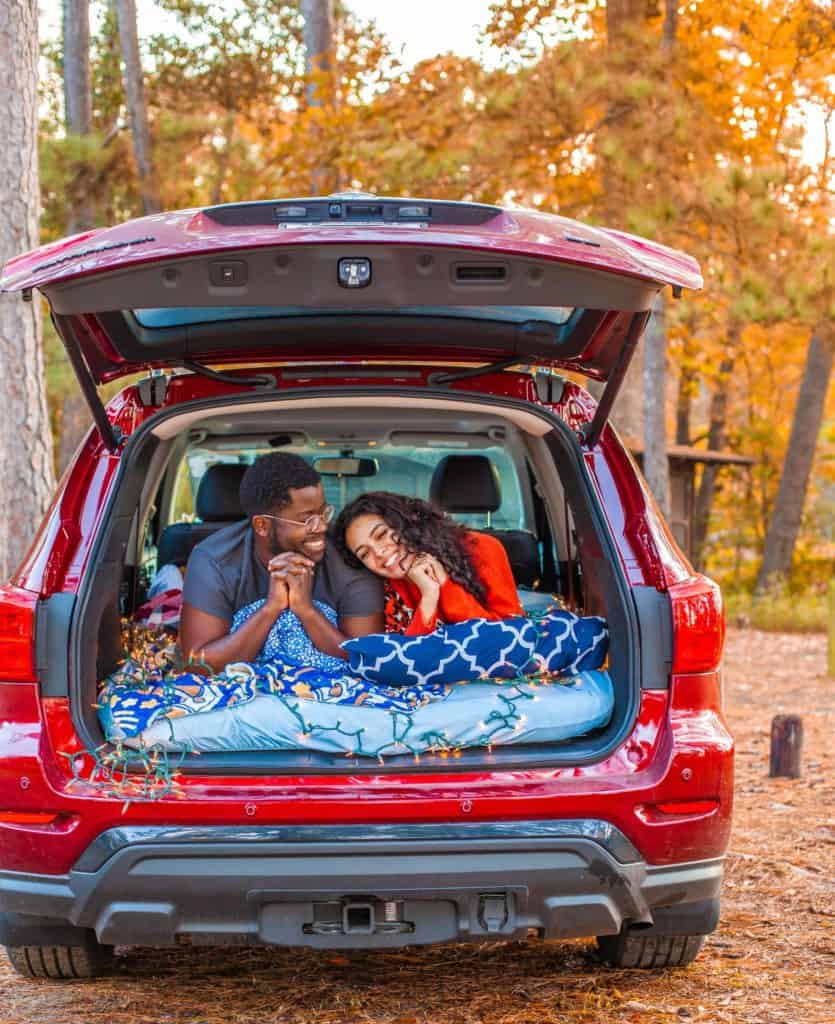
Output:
[258, 898, 458, 947]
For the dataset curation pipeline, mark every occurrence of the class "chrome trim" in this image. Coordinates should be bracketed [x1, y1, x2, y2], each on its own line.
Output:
[73, 819, 640, 873]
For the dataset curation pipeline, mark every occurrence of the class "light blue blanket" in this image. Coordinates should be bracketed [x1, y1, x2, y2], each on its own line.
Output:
[128, 670, 614, 757]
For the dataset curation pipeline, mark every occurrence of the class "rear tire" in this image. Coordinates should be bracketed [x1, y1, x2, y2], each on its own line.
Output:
[596, 930, 705, 968]
[5, 942, 114, 980]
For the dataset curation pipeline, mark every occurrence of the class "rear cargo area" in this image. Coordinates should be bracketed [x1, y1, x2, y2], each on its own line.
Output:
[65, 389, 641, 772]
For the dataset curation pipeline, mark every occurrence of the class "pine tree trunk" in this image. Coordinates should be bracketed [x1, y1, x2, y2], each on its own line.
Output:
[661, 0, 678, 56]
[302, 0, 334, 101]
[0, 0, 56, 580]
[606, 0, 645, 45]
[691, 354, 735, 569]
[301, 0, 334, 195]
[643, 294, 670, 518]
[114, 0, 161, 214]
[676, 364, 694, 444]
[598, 0, 652, 442]
[63, 0, 94, 231]
[639, 0, 677, 519]
[755, 324, 834, 593]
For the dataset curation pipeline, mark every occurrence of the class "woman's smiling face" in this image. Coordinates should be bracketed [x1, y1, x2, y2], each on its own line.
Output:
[345, 513, 413, 579]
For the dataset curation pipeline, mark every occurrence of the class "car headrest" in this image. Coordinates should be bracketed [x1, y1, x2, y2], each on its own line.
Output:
[195, 463, 247, 522]
[429, 455, 501, 513]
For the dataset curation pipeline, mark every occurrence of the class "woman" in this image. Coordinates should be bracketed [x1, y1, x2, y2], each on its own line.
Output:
[333, 492, 523, 635]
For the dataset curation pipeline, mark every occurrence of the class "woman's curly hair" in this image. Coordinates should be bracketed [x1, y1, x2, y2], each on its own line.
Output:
[332, 491, 487, 605]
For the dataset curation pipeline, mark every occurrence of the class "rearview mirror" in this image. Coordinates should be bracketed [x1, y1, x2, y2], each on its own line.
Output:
[313, 457, 378, 477]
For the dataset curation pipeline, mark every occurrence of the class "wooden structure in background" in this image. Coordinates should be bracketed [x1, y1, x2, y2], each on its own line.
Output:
[625, 438, 753, 562]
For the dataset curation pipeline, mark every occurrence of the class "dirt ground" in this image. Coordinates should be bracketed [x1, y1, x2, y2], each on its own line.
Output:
[1, 628, 833, 1024]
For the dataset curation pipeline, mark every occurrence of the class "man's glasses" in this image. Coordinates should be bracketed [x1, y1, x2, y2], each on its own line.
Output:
[259, 505, 335, 532]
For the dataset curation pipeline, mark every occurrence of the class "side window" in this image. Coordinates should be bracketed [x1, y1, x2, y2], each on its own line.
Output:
[165, 450, 261, 527]
[170, 456, 196, 522]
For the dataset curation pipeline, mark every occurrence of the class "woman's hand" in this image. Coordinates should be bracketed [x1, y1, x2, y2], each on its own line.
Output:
[406, 553, 446, 595]
[407, 553, 447, 624]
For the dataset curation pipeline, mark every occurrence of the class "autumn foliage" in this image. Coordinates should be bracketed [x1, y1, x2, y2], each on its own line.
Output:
[38, 0, 834, 596]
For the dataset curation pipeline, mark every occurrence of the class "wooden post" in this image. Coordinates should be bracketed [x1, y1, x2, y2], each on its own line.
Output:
[769, 715, 803, 778]
[828, 578, 835, 678]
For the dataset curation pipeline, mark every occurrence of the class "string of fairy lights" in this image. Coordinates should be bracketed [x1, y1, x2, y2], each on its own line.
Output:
[67, 602, 582, 806]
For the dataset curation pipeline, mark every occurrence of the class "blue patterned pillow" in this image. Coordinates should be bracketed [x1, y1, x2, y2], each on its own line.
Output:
[342, 616, 539, 687]
[532, 610, 609, 674]
[342, 611, 608, 688]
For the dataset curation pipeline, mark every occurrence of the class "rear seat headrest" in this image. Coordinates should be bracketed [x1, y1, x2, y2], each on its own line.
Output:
[430, 454, 501, 513]
[195, 463, 247, 522]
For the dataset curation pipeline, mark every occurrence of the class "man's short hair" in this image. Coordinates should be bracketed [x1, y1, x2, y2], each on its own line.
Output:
[239, 452, 321, 518]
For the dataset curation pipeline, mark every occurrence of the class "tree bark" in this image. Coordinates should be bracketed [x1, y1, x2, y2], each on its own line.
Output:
[691, 353, 736, 569]
[0, 0, 56, 579]
[661, 0, 678, 57]
[301, 0, 335, 195]
[63, 0, 95, 232]
[643, 294, 670, 518]
[63, 0, 95, 258]
[755, 323, 834, 593]
[302, 0, 334, 101]
[676, 364, 694, 445]
[114, 0, 161, 214]
[769, 714, 803, 778]
[63, 0, 92, 134]
[611, 342, 645, 443]
[606, 0, 645, 46]
[57, 392, 90, 476]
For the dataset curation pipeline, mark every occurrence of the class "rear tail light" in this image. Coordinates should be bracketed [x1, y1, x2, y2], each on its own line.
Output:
[0, 585, 38, 683]
[669, 574, 725, 675]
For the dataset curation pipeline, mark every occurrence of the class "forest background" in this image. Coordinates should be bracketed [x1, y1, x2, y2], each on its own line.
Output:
[21, 0, 835, 624]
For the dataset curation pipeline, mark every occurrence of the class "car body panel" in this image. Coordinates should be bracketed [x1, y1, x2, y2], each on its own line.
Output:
[2, 201, 701, 387]
[0, 683, 732, 876]
[0, 209, 731, 953]
[1, 204, 702, 296]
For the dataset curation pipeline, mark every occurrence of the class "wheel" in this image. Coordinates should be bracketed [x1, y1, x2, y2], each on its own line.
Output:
[5, 942, 114, 980]
[596, 930, 705, 968]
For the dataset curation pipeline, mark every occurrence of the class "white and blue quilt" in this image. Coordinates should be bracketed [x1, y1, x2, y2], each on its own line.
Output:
[100, 603, 613, 757]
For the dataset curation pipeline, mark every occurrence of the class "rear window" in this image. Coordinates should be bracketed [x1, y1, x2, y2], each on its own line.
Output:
[133, 305, 575, 329]
[170, 440, 531, 533]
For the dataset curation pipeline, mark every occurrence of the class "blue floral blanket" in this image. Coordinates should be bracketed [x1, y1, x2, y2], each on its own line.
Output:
[100, 601, 449, 741]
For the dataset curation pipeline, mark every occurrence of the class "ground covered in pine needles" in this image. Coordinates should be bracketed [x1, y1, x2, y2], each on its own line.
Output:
[1, 628, 833, 1024]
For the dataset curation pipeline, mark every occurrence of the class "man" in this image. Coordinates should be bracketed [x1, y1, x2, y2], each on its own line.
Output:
[179, 453, 384, 672]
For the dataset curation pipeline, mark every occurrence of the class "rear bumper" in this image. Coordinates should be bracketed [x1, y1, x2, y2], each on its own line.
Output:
[0, 820, 723, 949]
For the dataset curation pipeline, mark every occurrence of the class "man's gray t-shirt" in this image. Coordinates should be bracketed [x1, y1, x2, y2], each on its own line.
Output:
[181, 521, 383, 623]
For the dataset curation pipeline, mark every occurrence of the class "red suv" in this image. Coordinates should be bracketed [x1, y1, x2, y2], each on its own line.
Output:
[0, 196, 731, 980]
